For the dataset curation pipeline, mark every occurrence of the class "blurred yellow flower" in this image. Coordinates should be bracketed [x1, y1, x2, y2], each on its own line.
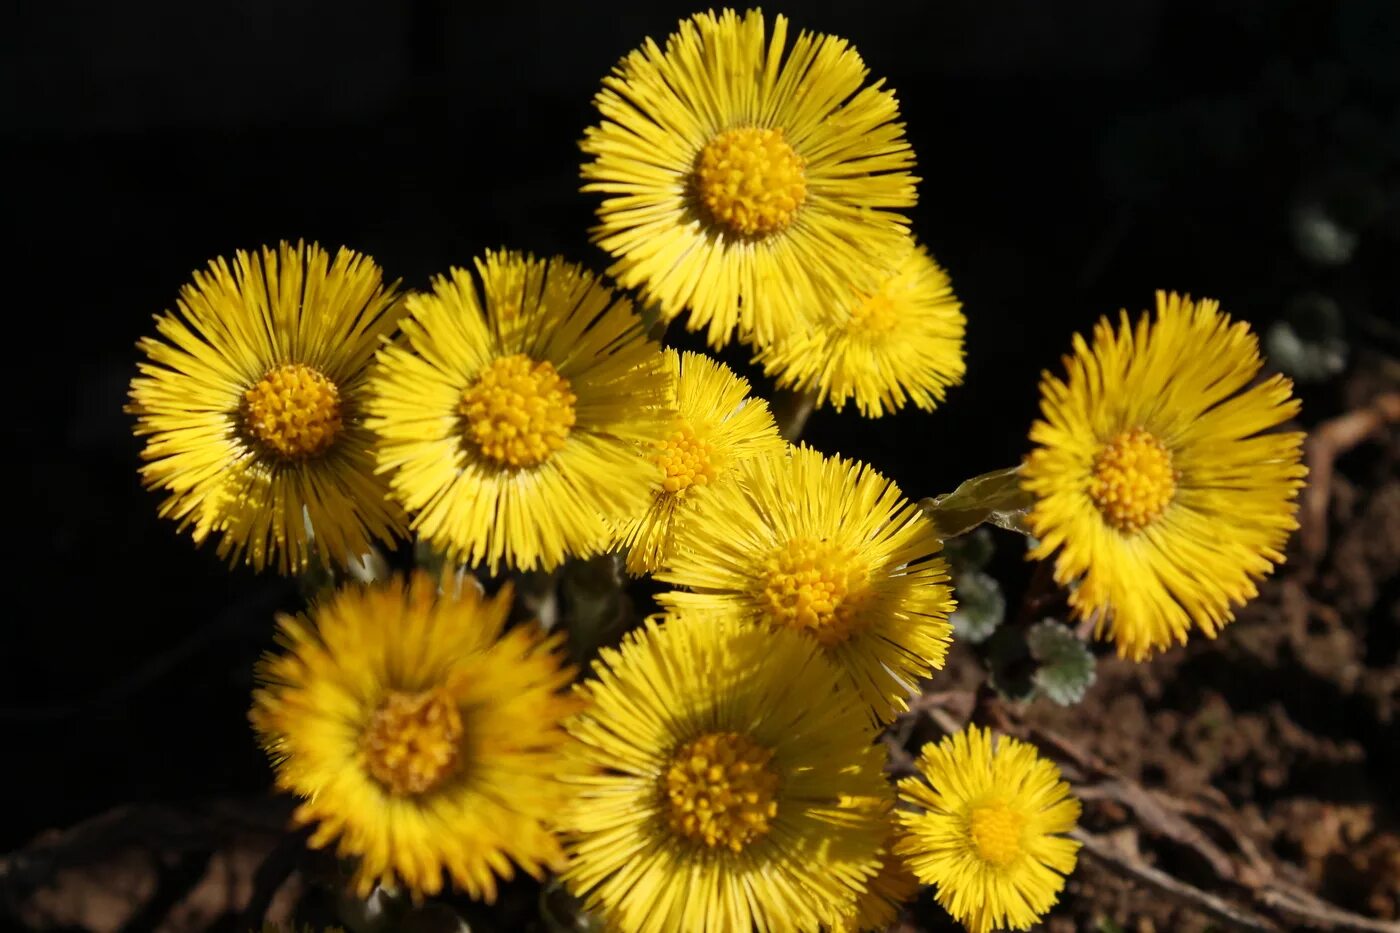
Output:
[755, 241, 966, 417]
[251, 573, 579, 901]
[836, 825, 922, 932]
[657, 444, 954, 722]
[366, 250, 672, 572]
[614, 350, 784, 574]
[897, 726, 1080, 933]
[128, 242, 407, 573]
[561, 616, 888, 933]
[581, 8, 917, 347]
[1022, 291, 1307, 659]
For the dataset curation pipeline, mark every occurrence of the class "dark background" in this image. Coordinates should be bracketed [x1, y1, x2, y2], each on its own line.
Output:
[5, 0, 1398, 849]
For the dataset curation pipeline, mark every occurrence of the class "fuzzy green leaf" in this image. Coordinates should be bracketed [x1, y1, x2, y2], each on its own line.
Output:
[950, 569, 1005, 644]
[1028, 619, 1096, 706]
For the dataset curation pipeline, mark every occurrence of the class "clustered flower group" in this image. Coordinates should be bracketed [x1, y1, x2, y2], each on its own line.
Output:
[127, 9, 1305, 932]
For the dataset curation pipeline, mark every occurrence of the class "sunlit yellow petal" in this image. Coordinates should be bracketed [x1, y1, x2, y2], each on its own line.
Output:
[366, 250, 673, 572]
[657, 444, 955, 722]
[897, 726, 1081, 933]
[127, 241, 408, 573]
[561, 616, 888, 933]
[581, 9, 918, 347]
[1021, 290, 1307, 659]
[614, 350, 785, 574]
[250, 573, 580, 902]
[755, 240, 966, 417]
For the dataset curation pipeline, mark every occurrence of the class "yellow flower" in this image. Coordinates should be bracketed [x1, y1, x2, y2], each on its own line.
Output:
[250, 572, 579, 901]
[581, 8, 917, 347]
[366, 250, 672, 572]
[657, 444, 954, 722]
[1021, 291, 1307, 660]
[614, 350, 785, 574]
[127, 242, 407, 573]
[754, 240, 966, 417]
[561, 617, 888, 933]
[896, 726, 1081, 933]
[836, 826, 922, 932]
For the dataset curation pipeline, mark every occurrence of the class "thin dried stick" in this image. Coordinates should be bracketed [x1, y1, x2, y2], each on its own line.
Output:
[1300, 391, 1400, 559]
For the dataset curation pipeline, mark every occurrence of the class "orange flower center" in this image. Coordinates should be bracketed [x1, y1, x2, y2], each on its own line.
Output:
[758, 537, 871, 646]
[663, 731, 780, 852]
[240, 363, 343, 459]
[1088, 427, 1178, 533]
[694, 127, 807, 237]
[654, 422, 719, 495]
[459, 354, 577, 468]
[361, 686, 464, 796]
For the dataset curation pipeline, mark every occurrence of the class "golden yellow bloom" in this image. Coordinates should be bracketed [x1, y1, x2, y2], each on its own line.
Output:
[561, 617, 888, 933]
[1022, 291, 1307, 660]
[657, 444, 954, 722]
[614, 350, 785, 574]
[366, 250, 672, 572]
[897, 726, 1080, 933]
[581, 8, 917, 347]
[250, 573, 579, 901]
[755, 241, 966, 417]
[836, 826, 922, 932]
[127, 242, 407, 573]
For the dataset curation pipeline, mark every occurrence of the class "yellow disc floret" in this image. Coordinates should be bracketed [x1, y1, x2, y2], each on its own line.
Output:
[241, 363, 343, 460]
[361, 685, 465, 797]
[968, 800, 1026, 867]
[759, 537, 872, 646]
[664, 731, 781, 852]
[1088, 427, 1178, 533]
[655, 422, 720, 495]
[695, 127, 808, 237]
[459, 354, 577, 468]
[847, 289, 900, 336]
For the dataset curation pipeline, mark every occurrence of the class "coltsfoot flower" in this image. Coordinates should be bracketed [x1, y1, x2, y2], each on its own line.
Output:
[657, 444, 954, 722]
[581, 8, 918, 347]
[755, 240, 966, 417]
[561, 616, 889, 933]
[613, 350, 784, 574]
[251, 573, 580, 900]
[1021, 291, 1307, 659]
[897, 726, 1081, 933]
[366, 250, 672, 572]
[128, 242, 407, 573]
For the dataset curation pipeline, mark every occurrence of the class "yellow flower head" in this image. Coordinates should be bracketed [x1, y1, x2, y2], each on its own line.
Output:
[614, 350, 785, 575]
[755, 241, 966, 417]
[366, 250, 672, 572]
[836, 825, 922, 932]
[128, 242, 408, 573]
[581, 8, 917, 347]
[896, 726, 1081, 933]
[250, 572, 580, 901]
[657, 444, 954, 722]
[561, 617, 889, 933]
[1021, 291, 1307, 660]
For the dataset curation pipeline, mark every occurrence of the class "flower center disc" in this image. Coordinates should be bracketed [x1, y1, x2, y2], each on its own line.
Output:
[848, 290, 900, 336]
[240, 363, 343, 460]
[655, 422, 719, 495]
[459, 354, 577, 468]
[759, 537, 871, 646]
[1088, 427, 1178, 533]
[694, 127, 807, 237]
[362, 686, 464, 796]
[664, 731, 780, 852]
[968, 800, 1026, 867]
